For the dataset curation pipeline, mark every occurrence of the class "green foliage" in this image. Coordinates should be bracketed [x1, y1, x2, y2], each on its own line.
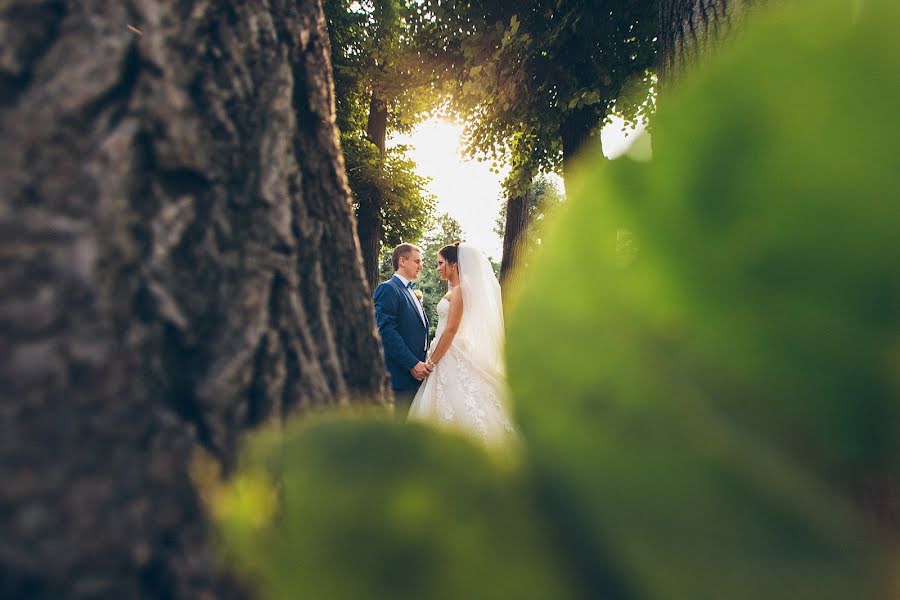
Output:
[508, 0, 898, 596]
[342, 134, 436, 246]
[325, 0, 447, 262]
[326, 0, 450, 135]
[217, 421, 576, 600]
[488, 255, 500, 279]
[422, 1, 656, 182]
[325, 0, 371, 135]
[216, 1, 897, 598]
[495, 174, 565, 258]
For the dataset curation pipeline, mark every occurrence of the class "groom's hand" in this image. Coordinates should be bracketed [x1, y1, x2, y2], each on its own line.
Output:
[410, 361, 430, 380]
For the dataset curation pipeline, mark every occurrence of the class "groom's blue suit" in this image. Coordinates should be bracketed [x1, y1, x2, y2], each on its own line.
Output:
[373, 275, 430, 394]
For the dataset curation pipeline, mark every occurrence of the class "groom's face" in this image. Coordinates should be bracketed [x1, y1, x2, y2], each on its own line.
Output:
[398, 249, 423, 280]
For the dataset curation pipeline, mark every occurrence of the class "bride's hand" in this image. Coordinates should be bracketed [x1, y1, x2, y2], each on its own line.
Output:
[411, 361, 431, 380]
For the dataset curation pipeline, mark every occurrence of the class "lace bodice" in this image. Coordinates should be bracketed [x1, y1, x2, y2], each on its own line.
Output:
[431, 297, 450, 349]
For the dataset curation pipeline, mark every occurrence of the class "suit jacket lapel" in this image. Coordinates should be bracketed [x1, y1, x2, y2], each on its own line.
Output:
[393, 276, 426, 329]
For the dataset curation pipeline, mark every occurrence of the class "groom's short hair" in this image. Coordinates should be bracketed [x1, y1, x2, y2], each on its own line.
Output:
[391, 243, 421, 271]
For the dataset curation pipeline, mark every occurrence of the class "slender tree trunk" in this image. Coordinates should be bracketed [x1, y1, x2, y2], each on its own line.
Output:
[358, 91, 388, 288]
[658, 0, 762, 89]
[560, 106, 604, 193]
[499, 191, 531, 293]
[366, 91, 389, 153]
[0, 1, 389, 597]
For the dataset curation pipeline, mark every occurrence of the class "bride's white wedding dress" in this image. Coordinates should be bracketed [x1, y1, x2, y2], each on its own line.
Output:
[408, 298, 515, 446]
[407, 244, 515, 447]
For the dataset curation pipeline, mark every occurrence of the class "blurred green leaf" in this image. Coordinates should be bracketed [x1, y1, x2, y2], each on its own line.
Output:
[507, 0, 898, 597]
[217, 421, 577, 600]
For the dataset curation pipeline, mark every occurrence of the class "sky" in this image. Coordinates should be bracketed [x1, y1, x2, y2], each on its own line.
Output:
[390, 117, 648, 261]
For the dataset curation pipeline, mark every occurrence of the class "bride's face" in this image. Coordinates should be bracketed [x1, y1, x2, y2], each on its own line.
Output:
[436, 254, 454, 281]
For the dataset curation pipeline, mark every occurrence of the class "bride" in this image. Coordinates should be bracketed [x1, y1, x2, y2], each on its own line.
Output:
[407, 242, 515, 447]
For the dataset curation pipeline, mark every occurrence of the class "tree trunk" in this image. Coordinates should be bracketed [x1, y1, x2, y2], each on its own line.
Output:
[658, 0, 762, 89]
[499, 192, 531, 293]
[358, 91, 389, 288]
[0, 1, 389, 597]
[560, 106, 603, 193]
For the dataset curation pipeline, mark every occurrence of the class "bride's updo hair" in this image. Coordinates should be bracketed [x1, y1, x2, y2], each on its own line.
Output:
[438, 242, 460, 265]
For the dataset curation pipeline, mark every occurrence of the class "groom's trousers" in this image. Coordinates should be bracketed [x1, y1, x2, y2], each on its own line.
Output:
[394, 389, 417, 420]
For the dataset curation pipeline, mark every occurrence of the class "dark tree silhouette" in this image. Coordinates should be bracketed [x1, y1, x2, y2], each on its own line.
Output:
[0, 0, 389, 597]
[658, 0, 763, 87]
[499, 192, 531, 293]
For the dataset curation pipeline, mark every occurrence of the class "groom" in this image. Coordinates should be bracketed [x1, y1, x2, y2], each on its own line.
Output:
[373, 243, 432, 417]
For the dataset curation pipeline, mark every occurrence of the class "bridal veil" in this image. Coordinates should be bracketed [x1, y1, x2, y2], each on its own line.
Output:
[455, 244, 505, 384]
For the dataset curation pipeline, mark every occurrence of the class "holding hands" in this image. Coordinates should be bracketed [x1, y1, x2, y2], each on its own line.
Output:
[410, 361, 433, 381]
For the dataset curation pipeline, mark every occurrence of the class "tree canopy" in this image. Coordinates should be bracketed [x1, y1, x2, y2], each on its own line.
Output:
[421, 0, 657, 191]
[494, 175, 565, 255]
[325, 0, 452, 286]
[342, 137, 437, 247]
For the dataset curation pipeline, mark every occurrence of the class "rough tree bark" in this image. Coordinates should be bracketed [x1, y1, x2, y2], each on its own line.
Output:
[358, 91, 388, 289]
[499, 192, 531, 294]
[0, 0, 390, 597]
[658, 0, 762, 89]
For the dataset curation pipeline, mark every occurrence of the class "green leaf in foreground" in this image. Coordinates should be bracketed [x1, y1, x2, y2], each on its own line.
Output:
[507, 0, 898, 597]
[216, 421, 576, 600]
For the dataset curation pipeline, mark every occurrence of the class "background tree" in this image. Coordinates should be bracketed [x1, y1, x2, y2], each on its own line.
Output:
[325, 0, 447, 288]
[422, 0, 656, 288]
[658, 0, 764, 88]
[342, 138, 437, 256]
[0, 0, 388, 596]
[494, 175, 564, 291]
[424, 1, 656, 182]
